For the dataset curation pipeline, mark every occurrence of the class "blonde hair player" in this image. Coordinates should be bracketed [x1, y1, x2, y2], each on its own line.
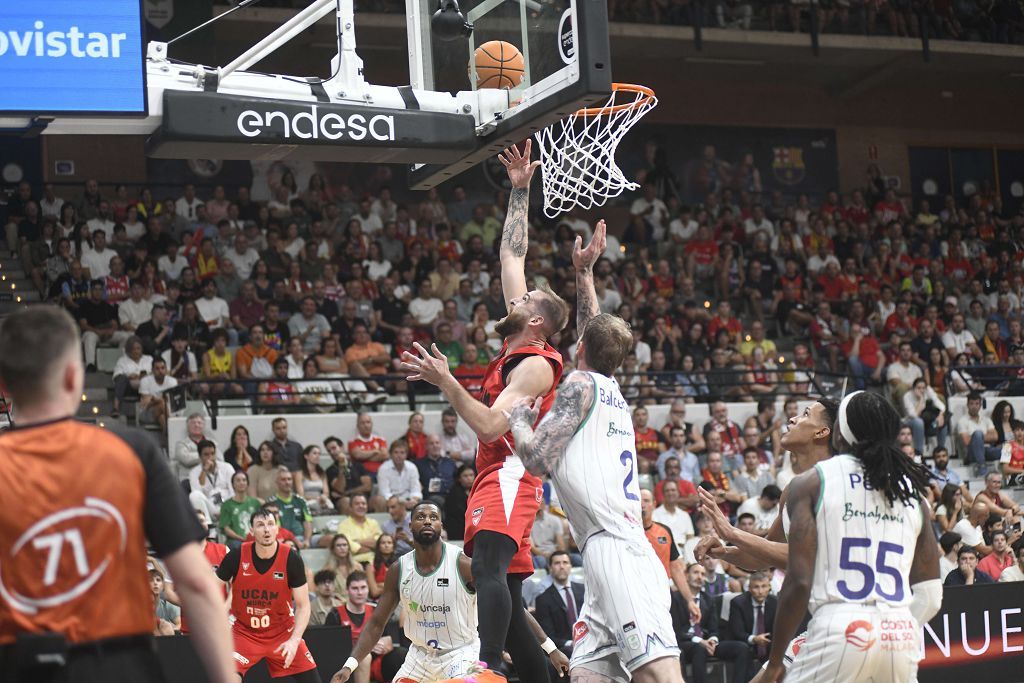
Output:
[506, 219, 694, 683]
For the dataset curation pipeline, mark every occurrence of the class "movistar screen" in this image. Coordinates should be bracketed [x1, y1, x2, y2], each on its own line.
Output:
[0, 1, 145, 113]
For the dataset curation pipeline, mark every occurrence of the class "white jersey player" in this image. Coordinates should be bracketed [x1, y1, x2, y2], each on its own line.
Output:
[330, 502, 566, 683]
[508, 219, 690, 683]
[758, 391, 943, 683]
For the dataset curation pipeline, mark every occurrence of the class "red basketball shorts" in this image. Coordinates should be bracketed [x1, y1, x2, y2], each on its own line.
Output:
[463, 458, 542, 576]
[231, 627, 317, 679]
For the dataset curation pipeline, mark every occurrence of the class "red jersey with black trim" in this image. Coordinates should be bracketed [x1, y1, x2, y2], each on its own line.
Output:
[476, 340, 563, 479]
[180, 540, 229, 634]
[334, 603, 375, 644]
[230, 542, 295, 641]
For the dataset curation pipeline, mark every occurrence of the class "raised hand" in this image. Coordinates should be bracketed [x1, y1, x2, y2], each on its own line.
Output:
[573, 219, 607, 272]
[499, 140, 542, 189]
[400, 342, 452, 387]
[699, 487, 738, 543]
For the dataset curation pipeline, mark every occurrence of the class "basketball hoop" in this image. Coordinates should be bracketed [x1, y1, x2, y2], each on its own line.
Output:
[534, 83, 657, 218]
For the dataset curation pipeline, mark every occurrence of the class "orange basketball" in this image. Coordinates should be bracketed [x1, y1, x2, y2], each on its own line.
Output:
[473, 40, 525, 90]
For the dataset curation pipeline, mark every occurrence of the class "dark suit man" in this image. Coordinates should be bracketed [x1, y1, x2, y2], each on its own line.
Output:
[675, 563, 720, 683]
[724, 571, 776, 682]
[534, 550, 585, 659]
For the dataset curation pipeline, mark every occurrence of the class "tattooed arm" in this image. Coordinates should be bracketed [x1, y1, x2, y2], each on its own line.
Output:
[498, 141, 540, 307]
[508, 372, 595, 476]
[573, 219, 607, 335]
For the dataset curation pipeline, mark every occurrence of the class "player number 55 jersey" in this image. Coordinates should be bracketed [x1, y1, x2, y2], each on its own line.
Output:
[809, 455, 922, 614]
[552, 372, 644, 549]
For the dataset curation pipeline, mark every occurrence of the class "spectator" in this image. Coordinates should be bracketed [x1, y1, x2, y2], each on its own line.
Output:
[235, 324, 277, 382]
[349, 412, 389, 478]
[902, 377, 947, 455]
[81, 229, 116, 279]
[218, 471, 261, 549]
[265, 467, 313, 548]
[677, 562, 720, 683]
[111, 336, 152, 418]
[653, 480, 696, 556]
[333, 493, 382, 563]
[930, 447, 965, 491]
[343, 323, 390, 378]
[173, 413, 222, 481]
[416, 433, 458, 503]
[530, 505, 568, 570]
[288, 296, 330, 354]
[1001, 420, 1024, 475]
[726, 571, 776, 678]
[150, 567, 181, 635]
[199, 328, 243, 397]
[842, 321, 885, 390]
[887, 341, 923, 408]
[439, 407, 475, 465]
[380, 496, 414, 556]
[162, 331, 199, 385]
[534, 550, 585, 662]
[703, 401, 744, 462]
[999, 543, 1024, 583]
[259, 356, 299, 412]
[659, 399, 706, 454]
[953, 500, 993, 556]
[310, 569, 344, 626]
[957, 392, 1002, 476]
[735, 485, 782, 533]
[978, 530, 1016, 580]
[935, 483, 969, 534]
[376, 439, 422, 510]
[403, 412, 428, 460]
[633, 406, 666, 474]
[975, 472, 1022, 521]
[655, 456, 699, 508]
[656, 425, 701, 483]
[942, 312, 980, 359]
[77, 279, 132, 371]
[325, 571, 407, 681]
[295, 444, 333, 513]
[944, 546, 995, 586]
[408, 279, 444, 329]
[188, 440, 235, 522]
[247, 441, 280, 501]
[195, 279, 235, 344]
[938, 531, 962, 580]
[733, 448, 775, 502]
[701, 451, 745, 518]
[268, 416, 303, 472]
[230, 281, 265, 335]
[319, 535, 362, 600]
[365, 534, 398, 599]
[443, 464, 476, 542]
[137, 357, 176, 430]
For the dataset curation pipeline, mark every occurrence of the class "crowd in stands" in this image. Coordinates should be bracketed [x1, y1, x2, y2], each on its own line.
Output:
[4, 143, 1024, 681]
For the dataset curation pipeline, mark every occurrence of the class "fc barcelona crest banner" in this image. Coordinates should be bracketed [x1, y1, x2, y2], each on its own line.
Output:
[617, 124, 838, 204]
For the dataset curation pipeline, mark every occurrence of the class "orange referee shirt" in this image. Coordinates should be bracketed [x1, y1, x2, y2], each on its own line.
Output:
[0, 418, 203, 645]
[644, 521, 679, 578]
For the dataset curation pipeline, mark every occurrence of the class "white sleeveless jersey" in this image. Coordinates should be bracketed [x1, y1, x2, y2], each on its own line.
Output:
[397, 542, 477, 651]
[551, 371, 644, 549]
[808, 455, 922, 614]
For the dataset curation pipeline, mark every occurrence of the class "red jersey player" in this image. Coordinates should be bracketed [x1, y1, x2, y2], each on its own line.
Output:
[216, 507, 321, 682]
[401, 140, 579, 682]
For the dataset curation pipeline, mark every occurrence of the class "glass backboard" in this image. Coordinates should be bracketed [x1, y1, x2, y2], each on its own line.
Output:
[408, 0, 611, 189]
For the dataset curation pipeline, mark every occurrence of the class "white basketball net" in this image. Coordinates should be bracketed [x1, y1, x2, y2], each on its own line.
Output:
[534, 84, 657, 218]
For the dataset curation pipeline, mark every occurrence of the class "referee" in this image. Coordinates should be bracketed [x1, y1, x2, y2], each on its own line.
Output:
[0, 306, 235, 683]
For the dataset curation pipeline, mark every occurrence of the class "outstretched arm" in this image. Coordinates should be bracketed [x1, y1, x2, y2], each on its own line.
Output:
[498, 141, 541, 306]
[761, 470, 820, 683]
[694, 487, 789, 570]
[574, 219, 607, 335]
[402, 342, 554, 443]
[508, 372, 594, 476]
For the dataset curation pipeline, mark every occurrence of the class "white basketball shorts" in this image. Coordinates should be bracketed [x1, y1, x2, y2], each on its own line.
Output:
[393, 640, 481, 683]
[570, 533, 680, 681]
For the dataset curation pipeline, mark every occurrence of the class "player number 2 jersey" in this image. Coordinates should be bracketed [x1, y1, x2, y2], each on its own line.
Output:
[552, 372, 644, 549]
[809, 455, 922, 614]
[397, 542, 477, 652]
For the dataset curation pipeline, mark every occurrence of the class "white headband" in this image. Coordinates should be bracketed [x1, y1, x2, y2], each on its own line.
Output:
[838, 390, 864, 446]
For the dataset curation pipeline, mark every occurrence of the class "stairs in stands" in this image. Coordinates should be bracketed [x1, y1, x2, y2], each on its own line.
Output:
[0, 255, 39, 315]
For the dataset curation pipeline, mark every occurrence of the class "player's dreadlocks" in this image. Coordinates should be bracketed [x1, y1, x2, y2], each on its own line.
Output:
[835, 391, 932, 507]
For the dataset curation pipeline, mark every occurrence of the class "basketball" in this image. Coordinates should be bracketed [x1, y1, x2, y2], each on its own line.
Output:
[473, 40, 525, 90]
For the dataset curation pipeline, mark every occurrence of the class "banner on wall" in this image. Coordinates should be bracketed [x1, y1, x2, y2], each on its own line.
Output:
[919, 583, 1024, 683]
[616, 124, 839, 205]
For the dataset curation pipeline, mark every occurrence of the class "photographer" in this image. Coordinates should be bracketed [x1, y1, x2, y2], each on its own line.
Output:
[903, 377, 947, 455]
